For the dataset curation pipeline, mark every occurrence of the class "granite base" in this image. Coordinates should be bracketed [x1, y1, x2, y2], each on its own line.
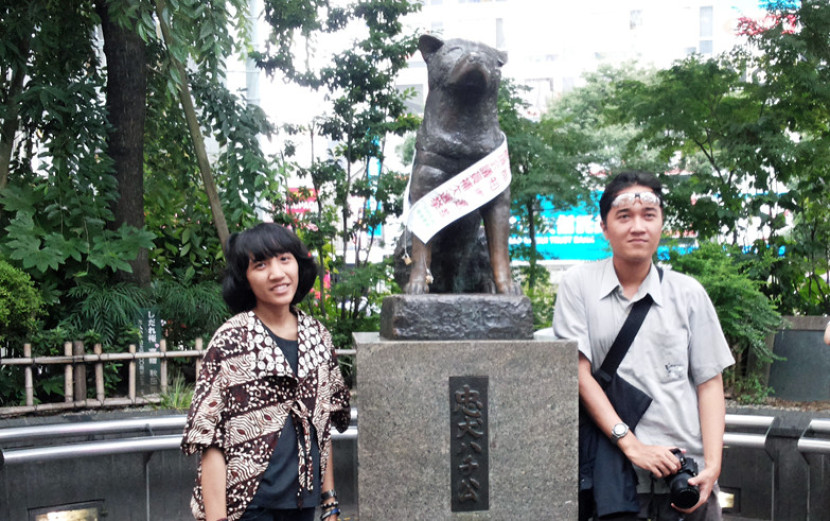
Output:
[354, 332, 578, 520]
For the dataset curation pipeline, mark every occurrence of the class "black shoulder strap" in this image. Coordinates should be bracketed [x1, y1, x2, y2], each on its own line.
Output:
[595, 267, 663, 385]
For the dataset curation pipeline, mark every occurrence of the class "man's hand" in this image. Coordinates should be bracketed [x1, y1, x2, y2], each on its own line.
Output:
[674, 464, 718, 513]
[618, 436, 682, 479]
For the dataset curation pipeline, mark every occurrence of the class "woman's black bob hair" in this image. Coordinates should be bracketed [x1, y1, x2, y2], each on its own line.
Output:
[222, 223, 318, 313]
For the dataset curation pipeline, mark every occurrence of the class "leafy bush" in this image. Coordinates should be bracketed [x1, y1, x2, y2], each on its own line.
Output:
[0, 258, 44, 347]
[667, 242, 782, 401]
[513, 263, 555, 331]
[0, 258, 46, 406]
[153, 279, 229, 348]
[156, 376, 194, 411]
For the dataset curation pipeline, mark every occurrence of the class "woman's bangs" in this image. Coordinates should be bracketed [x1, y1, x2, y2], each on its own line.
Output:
[245, 231, 289, 263]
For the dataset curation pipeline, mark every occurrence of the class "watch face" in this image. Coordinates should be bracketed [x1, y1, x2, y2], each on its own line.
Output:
[613, 423, 627, 437]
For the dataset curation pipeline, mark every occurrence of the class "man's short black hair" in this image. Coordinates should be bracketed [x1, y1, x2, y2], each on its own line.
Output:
[599, 170, 664, 223]
[222, 223, 318, 313]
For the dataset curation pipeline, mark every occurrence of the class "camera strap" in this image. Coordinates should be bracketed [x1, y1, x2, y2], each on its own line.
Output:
[595, 266, 663, 385]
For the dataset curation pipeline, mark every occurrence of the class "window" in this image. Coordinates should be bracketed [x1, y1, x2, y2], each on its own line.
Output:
[496, 18, 505, 48]
[630, 9, 643, 30]
[699, 40, 713, 54]
[700, 6, 713, 38]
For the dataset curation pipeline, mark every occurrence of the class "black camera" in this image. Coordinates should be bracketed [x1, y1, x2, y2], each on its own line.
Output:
[665, 449, 700, 509]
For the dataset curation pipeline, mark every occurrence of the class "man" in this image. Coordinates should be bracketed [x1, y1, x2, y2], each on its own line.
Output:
[553, 171, 734, 520]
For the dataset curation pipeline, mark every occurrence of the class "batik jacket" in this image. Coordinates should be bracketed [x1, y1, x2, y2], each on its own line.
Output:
[181, 309, 351, 521]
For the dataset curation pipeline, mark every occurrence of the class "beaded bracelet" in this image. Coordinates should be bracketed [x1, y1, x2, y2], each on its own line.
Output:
[321, 500, 340, 510]
[321, 507, 340, 520]
[320, 489, 337, 502]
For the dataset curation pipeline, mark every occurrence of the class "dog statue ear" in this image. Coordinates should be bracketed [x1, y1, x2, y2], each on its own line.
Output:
[419, 34, 444, 62]
[496, 49, 508, 67]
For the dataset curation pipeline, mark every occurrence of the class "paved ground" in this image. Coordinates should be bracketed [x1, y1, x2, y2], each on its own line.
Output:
[333, 506, 763, 520]
[340, 505, 357, 520]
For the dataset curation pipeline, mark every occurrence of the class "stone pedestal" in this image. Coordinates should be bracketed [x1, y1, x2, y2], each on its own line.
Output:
[355, 331, 578, 520]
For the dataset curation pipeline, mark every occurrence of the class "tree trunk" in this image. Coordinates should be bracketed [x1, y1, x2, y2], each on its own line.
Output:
[0, 32, 30, 194]
[97, 0, 151, 286]
[154, 0, 230, 250]
[527, 201, 538, 290]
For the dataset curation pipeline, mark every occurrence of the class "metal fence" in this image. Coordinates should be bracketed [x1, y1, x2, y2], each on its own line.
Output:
[720, 413, 830, 520]
[0, 410, 357, 521]
[0, 411, 828, 520]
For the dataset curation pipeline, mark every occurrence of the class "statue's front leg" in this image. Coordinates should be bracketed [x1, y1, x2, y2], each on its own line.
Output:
[404, 236, 432, 294]
[482, 189, 522, 295]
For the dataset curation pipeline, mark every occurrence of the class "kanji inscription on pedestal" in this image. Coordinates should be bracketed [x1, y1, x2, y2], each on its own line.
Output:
[450, 376, 489, 512]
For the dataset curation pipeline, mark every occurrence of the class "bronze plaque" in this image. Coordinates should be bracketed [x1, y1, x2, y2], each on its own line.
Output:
[450, 376, 489, 512]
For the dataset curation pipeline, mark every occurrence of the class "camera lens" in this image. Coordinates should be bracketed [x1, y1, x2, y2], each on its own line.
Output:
[670, 480, 700, 509]
[665, 450, 700, 509]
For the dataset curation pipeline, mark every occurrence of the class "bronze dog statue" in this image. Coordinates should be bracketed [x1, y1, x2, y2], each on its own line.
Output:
[403, 34, 520, 295]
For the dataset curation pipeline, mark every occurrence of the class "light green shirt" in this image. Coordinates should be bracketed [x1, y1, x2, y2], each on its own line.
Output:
[553, 258, 734, 493]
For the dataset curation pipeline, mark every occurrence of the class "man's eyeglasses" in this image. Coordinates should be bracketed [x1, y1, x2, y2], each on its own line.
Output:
[610, 191, 662, 209]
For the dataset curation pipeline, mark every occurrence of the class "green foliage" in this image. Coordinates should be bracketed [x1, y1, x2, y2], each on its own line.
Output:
[604, 1, 830, 317]
[667, 242, 782, 400]
[733, 375, 774, 405]
[153, 279, 229, 347]
[499, 79, 590, 288]
[608, 51, 784, 242]
[513, 264, 554, 331]
[0, 258, 44, 346]
[157, 375, 194, 411]
[63, 282, 150, 347]
[260, 0, 422, 350]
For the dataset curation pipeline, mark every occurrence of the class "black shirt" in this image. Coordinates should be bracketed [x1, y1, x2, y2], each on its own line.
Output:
[248, 331, 321, 509]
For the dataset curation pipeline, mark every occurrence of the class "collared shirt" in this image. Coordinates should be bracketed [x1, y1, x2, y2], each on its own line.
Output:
[553, 258, 734, 492]
[181, 309, 351, 521]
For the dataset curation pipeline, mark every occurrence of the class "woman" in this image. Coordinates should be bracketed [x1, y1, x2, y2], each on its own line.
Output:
[182, 223, 351, 521]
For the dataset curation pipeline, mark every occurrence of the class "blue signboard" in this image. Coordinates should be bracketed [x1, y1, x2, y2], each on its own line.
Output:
[510, 196, 611, 261]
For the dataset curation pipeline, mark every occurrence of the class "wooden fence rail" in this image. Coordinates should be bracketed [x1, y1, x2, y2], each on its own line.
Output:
[0, 338, 206, 417]
[0, 341, 356, 417]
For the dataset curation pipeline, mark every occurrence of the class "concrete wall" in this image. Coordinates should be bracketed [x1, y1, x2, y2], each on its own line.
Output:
[767, 316, 830, 402]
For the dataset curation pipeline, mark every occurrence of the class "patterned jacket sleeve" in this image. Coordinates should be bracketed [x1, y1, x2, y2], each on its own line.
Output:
[320, 323, 351, 434]
[180, 324, 235, 455]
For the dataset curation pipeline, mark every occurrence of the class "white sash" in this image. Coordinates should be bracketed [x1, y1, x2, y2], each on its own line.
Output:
[403, 136, 510, 244]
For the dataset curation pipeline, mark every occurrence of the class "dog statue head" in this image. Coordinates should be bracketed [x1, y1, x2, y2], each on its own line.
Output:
[419, 34, 507, 102]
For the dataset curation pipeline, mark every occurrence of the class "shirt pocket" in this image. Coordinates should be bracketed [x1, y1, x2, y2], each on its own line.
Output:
[647, 329, 689, 384]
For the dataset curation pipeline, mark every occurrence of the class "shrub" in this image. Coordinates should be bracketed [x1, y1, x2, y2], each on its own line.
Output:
[0, 258, 44, 347]
[667, 242, 782, 401]
[0, 258, 45, 405]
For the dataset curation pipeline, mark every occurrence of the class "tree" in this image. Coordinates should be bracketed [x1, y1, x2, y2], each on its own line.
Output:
[97, 0, 151, 285]
[609, 52, 770, 242]
[608, 0, 830, 315]
[738, 0, 830, 314]
[498, 80, 588, 291]
[0, 0, 279, 349]
[257, 0, 421, 347]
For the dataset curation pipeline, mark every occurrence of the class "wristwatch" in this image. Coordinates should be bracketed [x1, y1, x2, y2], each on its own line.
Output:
[611, 422, 629, 444]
